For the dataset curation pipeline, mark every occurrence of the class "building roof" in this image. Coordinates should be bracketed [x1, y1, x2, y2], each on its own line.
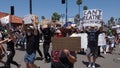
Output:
[0, 12, 23, 24]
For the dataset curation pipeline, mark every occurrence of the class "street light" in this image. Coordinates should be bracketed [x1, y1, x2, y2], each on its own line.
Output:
[61, 0, 68, 26]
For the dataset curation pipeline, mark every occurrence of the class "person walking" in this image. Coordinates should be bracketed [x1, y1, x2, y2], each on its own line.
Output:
[40, 25, 52, 62]
[35, 29, 43, 59]
[5, 25, 21, 68]
[107, 33, 115, 54]
[85, 26, 103, 68]
[23, 19, 39, 68]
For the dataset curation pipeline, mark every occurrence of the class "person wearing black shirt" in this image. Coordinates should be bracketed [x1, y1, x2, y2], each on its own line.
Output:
[5, 38, 20, 68]
[4, 25, 20, 68]
[34, 29, 43, 59]
[40, 26, 52, 62]
[85, 26, 102, 68]
[23, 19, 39, 68]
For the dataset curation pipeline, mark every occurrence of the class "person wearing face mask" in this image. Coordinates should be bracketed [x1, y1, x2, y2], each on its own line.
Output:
[23, 19, 40, 68]
[84, 26, 103, 68]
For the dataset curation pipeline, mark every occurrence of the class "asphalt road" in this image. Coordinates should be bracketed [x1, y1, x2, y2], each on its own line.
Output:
[0, 43, 120, 68]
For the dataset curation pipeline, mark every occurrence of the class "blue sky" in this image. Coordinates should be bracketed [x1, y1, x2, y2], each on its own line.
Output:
[0, 0, 120, 23]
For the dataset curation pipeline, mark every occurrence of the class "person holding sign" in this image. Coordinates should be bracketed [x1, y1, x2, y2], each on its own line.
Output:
[51, 29, 77, 68]
[85, 26, 103, 68]
[22, 18, 40, 68]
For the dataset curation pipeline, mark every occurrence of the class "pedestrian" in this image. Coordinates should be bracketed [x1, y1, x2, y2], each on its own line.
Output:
[4, 25, 21, 68]
[85, 26, 103, 68]
[98, 32, 107, 55]
[107, 33, 115, 54]
[40, 24, 52, 62]
[23, 19, 39, 68]
[35, 29, 43, 59]
[51, 29, 77, 68]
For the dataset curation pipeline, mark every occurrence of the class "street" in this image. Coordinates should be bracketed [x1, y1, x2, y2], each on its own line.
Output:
[0, 43, 120, 68]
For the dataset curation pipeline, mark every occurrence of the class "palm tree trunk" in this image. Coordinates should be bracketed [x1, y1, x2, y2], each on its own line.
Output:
[78, 5, 80, 21]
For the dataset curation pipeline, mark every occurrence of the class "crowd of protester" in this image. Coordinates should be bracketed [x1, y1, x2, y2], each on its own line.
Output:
[0, 18, 120, 68]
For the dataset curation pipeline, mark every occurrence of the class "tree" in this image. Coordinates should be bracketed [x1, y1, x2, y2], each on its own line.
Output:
[51, 12, 61, 22]
[76, 0, 82, 19]
[83, 5, 88, 10]
[110, 17, 115, 25]
[108, 20, 111, 27]
[41, 16, 45, 20]
[118, 18, 120, 24]
[74, 14, 80, 25]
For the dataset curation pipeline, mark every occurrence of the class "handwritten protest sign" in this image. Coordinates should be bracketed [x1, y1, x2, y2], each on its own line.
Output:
[0, 15, 10, 26]
[83, 9, 102, 21]
[82, 9, 102, 27]
[51, 37, 81, 51]
[23, 14, 38, 24]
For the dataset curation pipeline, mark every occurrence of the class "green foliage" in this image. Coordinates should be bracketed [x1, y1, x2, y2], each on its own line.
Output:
[76, 0, 82, 5]
[41, 16, 45, 20]
[83, 5, 88, 10]
[51, 12, 61, 22]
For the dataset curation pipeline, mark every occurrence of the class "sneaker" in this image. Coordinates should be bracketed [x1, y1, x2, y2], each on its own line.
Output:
[104, 51, 106, 54]
[92, 64, 96, 68]
[88, 63, 92, 67]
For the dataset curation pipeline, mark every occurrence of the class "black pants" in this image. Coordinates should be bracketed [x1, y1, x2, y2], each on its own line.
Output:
[36, 45, 43, 57]
[43, 41, 51, 60]
[5, 52, 19, 68]
[98, 46, 101, 56]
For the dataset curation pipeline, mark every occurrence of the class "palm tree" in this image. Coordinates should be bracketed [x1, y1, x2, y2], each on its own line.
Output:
[41, 16, 45, 20]
[74, 14, 80, 25]
[83, 5, 88, 10]
[108, 20, 111, 27]
[76, 0, 82, 20]
[118, 18, 120, 24]
[110, 17, 115, 25]
[51, 12, 61, 22]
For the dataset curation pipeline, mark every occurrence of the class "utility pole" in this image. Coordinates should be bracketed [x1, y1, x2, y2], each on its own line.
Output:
[30, 0, 32, 14]
[66, 0, 68, 24]
[61, 0, 68, 26]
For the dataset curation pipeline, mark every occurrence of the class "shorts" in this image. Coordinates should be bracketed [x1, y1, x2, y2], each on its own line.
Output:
[24, 52, 36, 64]
[86, 47, 98, 57]
[110, 43, 115, 48]
[102, 45, 107, 49]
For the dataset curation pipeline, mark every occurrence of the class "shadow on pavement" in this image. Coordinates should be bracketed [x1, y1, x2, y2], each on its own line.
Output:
[97, 55, 105, 58]
[82, 61, 101, 67]
[35, 57, 44, 61]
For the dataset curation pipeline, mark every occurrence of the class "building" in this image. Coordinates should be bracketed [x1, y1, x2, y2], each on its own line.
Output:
[0, 12, 23, 28]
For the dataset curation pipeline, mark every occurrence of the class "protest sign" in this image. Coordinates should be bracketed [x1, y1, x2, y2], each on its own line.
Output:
[82, 9, 102, 27]
[23, 14, 38, 25]
[83, 9, 102, 21]
[0, 15, 10, 26]
[51, 37, 81, 51]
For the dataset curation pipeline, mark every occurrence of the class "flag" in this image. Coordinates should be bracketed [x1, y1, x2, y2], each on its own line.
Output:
[0, 15, 10, 25]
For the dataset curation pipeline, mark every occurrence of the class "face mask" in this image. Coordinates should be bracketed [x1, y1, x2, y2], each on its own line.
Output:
[27, 32, 31, 36]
